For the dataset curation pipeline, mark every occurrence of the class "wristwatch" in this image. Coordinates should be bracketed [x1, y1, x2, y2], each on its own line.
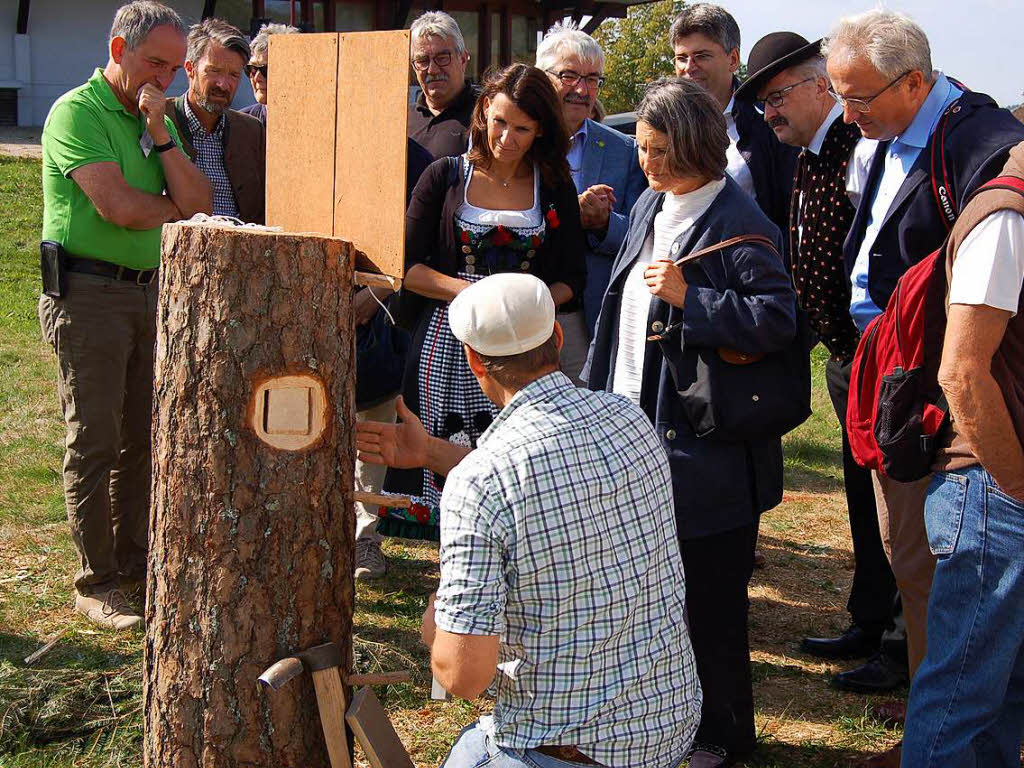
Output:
[154, 139, 176, 154]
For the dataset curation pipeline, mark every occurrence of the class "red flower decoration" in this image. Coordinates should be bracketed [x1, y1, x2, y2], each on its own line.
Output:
[492, 226, 512, 246]
[531, 235, 542, 247]
[545, 207, 560, 229]
[461, 230, 471, 244]
[410, 502, 430, 525]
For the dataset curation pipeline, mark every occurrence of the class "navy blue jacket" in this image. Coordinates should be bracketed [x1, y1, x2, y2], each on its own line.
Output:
[583, 178, 797, 540]
[844, 88, 1024, 313]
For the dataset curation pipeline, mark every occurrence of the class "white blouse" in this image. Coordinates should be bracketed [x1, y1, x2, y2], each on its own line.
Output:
[612, 178, 727, 405]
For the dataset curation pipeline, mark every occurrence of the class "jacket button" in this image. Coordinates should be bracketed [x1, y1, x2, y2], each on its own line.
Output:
[665, 428, 676, 440]
[651, 320, 664, 333]
[461, 245, 472, 254]
[465, 265, 475, 275]
[521, 261, 530, 270]
[670, 242, 680, 253]
[465, 255, 475, 265]
[526, 249, 536, 258]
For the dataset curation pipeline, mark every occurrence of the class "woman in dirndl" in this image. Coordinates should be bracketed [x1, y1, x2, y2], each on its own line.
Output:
[380, 64, 585, 539]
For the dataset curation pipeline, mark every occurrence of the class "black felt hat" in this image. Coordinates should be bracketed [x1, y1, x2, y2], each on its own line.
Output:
[734, 32, 822, 102]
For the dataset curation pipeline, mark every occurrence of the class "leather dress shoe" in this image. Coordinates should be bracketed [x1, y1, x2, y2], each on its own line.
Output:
[831, 653, 908, 694]
[849, 741, 901, 767]
[801, 624, 881, 660]
[687, 743, 735, 768]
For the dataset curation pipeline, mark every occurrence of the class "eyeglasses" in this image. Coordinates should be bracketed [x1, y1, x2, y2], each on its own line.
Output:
[754, 77, 815, 114]
[828, 71, 911, 113]
[412, 51, 454, 71]
[245, 64, 267, 78]
[546, 69, 605, 90]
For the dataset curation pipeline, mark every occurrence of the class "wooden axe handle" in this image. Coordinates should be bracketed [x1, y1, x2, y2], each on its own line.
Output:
[310, 667, 353, 768]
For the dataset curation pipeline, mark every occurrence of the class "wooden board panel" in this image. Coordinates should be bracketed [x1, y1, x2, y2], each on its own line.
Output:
[345, 687, 415, 768]
[266, 33, 338, 236]
[334, 30, 410, 278]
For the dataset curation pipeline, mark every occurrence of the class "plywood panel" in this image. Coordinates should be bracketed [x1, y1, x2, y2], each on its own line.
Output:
[266, 33, 339, 236]
[334, 30, 410, 278]
[346, 687, 415, 768]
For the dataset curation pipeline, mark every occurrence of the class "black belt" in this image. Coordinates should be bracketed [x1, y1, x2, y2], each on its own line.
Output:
[66, 255, 157, 285]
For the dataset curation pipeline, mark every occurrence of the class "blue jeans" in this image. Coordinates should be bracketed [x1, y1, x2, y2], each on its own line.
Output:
[440, 720, 601, 768]
[902, 466, 1024, 768]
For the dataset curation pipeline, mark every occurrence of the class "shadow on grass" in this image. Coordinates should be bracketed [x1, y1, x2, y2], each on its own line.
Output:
[749, 740, 878, 767]
[0, 630, 140, 672]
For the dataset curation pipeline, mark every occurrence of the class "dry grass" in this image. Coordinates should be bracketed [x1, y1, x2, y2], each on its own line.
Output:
[0, 154, 905, 767]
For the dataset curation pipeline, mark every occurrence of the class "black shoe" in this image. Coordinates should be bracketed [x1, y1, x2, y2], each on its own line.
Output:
[687, 743, 735, 767]
[801, 624, 881, 660]
[830, 652, 909, 694]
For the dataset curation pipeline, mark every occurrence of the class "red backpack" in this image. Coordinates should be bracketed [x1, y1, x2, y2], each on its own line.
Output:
[846, 175, 1024, 481]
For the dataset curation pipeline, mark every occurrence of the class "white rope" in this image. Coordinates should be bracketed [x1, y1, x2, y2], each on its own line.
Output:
[185, 213, 282, 231]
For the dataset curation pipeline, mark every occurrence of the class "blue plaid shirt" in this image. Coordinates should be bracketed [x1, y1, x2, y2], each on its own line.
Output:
[184, 98, 239, 218]
[435, 372, 700, 768]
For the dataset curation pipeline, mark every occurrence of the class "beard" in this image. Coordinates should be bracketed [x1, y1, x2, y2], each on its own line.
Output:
[196, 88, 231, 115]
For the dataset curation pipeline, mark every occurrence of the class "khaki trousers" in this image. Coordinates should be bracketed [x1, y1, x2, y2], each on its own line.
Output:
[872, 471, 936, 677]
[556, 309, 589, 387]
[39, 272, 157, 596]
[354, 397, 397, 543]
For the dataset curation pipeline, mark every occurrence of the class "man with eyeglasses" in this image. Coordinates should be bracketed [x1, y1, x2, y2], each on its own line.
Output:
[669, 4, 797, 248]
[735, 29, 911, 711]
[164, 18, 266, 223]
[824, 11, 1024, 767]
[536, 23, 647, 382]
[407, 11, 478, 160]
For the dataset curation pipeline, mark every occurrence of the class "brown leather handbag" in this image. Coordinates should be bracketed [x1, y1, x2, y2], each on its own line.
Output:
[650, 234, 812, 441]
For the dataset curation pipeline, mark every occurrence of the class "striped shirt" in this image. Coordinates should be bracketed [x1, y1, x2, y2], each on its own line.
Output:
[184, 98, 239, 218]
[435, 371, 701, 768]
[612, 178, 726, 403]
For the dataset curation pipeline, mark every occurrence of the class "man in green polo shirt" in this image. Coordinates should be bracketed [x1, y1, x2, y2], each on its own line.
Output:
[38, 0, 211, 630]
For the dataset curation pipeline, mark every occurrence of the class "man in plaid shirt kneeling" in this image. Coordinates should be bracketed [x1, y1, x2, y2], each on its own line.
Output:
[357, 273, 701, 768]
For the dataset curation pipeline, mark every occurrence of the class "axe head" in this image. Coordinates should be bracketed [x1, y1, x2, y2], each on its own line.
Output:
[258, 642, 343, 690]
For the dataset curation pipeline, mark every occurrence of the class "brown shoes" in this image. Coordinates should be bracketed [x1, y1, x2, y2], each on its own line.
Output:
[851, 742, 901, 767]
[74, 588, 143, 630]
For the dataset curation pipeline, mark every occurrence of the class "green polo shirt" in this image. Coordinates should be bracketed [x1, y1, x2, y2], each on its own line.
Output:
[42, 69, 181, 269]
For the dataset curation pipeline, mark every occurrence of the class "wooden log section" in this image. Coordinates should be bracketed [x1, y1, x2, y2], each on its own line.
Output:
[144, 222, 356, 768]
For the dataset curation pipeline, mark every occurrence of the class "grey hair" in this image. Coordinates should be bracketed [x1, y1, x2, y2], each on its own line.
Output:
[249, 22, 300, 61]
[186, 18, 250, 64]
[789, 55, 828, 82]
[636, 77, 728, 181]
[536, 21, 604, 72]
[410, 11, 467, 56]
[822, 9, 933, 81]
[669, 3, 740, 53]
[109, 1, 185, 50]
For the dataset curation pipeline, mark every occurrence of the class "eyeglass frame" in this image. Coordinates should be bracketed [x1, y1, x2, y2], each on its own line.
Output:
[545, 69, 606, 90]
[753, 76, 816, 114]
[828, 70, 912, 114]
[245, 64, 267, 79]
[411, 50, 456, 72]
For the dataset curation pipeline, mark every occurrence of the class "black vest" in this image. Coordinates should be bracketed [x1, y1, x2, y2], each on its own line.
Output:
[790, 118, 862, 363]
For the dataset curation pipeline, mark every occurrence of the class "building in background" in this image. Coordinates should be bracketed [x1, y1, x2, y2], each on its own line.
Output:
[2, 0, 655, 127]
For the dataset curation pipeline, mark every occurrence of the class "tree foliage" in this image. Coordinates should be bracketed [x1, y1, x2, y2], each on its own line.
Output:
[594, 0, 685, 115]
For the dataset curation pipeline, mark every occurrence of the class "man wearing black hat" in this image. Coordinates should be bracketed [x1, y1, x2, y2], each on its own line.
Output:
[735, 32, 911, 701]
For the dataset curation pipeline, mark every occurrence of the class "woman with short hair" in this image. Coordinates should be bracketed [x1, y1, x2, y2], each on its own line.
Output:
[381, 64, 585, 539]
[585, 76, 798, 767]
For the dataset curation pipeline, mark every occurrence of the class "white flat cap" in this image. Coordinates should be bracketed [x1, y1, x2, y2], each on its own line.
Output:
[448, 273, 555, 356]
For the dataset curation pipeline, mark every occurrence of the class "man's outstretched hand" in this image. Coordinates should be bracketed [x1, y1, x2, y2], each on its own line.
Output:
[356, 396, 429, 469]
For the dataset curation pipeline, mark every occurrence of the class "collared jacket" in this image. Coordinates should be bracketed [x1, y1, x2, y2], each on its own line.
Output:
[583, 178, 797, 540]
[731, 79, 799, 247]
[165, 94, 266, 224]
[577, 118, 648, 334]
[844, 87, 1024, 313]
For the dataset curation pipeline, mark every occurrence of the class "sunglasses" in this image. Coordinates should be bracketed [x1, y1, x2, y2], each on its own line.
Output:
[245, 64, 268, 78]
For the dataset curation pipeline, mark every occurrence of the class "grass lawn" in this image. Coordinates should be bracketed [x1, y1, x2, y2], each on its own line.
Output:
[0, 154, 902, 766]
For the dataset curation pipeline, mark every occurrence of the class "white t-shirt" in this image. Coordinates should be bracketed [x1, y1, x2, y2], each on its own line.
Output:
[612, 179, 727, 404]
[948, 210, 1024, 314]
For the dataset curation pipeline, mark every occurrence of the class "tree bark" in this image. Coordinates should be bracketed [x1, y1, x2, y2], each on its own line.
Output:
[145, 222, 356, 768]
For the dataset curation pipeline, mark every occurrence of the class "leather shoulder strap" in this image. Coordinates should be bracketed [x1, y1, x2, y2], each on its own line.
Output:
[673, 233, 780, 268]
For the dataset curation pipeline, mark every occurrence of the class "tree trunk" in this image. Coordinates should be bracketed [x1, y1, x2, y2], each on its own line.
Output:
[144, 222, 356, 768]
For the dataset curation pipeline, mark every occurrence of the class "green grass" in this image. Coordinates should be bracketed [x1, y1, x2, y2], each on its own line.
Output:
[0, 155, 903, 766]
